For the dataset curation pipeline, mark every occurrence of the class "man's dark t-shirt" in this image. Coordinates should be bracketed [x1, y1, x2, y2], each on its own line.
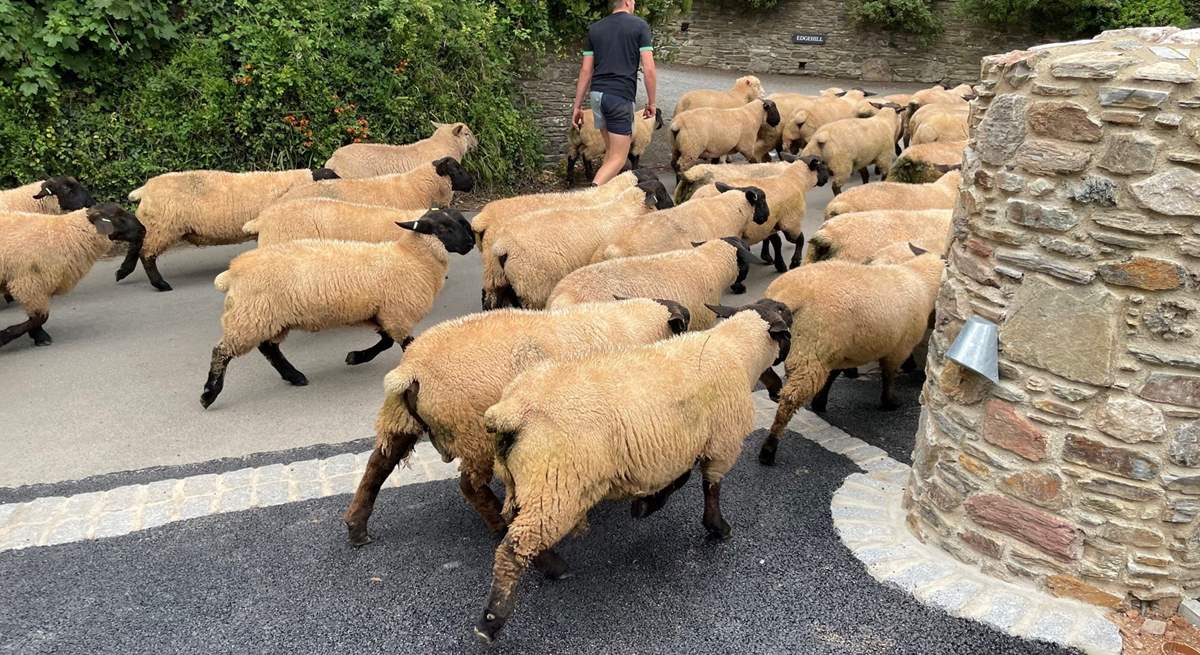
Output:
[584, 12, 652, 102]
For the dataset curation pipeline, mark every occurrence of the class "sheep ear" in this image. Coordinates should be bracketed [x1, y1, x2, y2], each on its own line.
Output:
[396, 220, 432, 234]
[934, 163, 962, 172]
[834, 90, 848, 97]
[714, 182, 733, 193]
[643, 191, 659, 208]
[705, 303, 739, 319]
[32, 183, 53, 199]
[90, 217, 115, 235]
[909, 242, 928, 256]
[690, 240, 705, 248]
[778, 152, 797, 163]
[452, 124, 465, 136]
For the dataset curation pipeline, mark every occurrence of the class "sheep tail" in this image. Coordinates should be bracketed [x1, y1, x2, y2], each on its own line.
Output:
[128, 185, 146, 202]
[808, 234, 834, 262]
[376, 369, 425, 459]
[213, 271, 232, 292]
[242, 218, 260, 235]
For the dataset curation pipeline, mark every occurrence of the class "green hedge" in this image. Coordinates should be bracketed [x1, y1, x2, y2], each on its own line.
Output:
[0, 0, 689, 200]
[954, 0, 1191, 37]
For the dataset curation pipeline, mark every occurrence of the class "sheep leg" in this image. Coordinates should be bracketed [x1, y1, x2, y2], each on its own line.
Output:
[769, 234, 787, 273]
[343, 438, 413, 547]
[628, 154, 640, 169]
[200, 344, 235, 408]
[759, 367, 783, 402]
[831, 181, 842, 196]
[476, 512, 573, 642]
[879, 358, 901, 411]
[460, 470, 506, 535]
[258, 341, 309, 386]
[809, 368, 842, 413]
[140, 255, 172, 292]
[842, 367, 860, 379]
[761, 367, 826, 466]
[582, 157, 595, 183]
[901, 354, 918, 373]
[759, 237, 774, 264]
[787, 233, 805, 270]
[345, 330, 396, 365]
[566, 155, 577, 187]
[115, 243, 141, 282]
[0, 311, 48, 348]
[858, 168, 870, 185]
[700, 477, 731, 540]
[631, 468, 692, 519]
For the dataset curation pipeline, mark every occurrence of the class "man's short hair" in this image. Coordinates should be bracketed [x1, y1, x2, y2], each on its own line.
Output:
[610, 0, 626, 8]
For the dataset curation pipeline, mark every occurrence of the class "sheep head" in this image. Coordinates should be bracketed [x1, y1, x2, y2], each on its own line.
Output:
[761, 99, 781, 128]
[396, 208, 475, 255]
[434, 156, 475, 193]
[705, 298, 794, 365]
[87, 203, 145, 244]
[33, 176, 95, 211]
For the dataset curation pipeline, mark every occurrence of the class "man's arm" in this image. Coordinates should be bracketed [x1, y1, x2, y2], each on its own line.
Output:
[640, 50, 656, 119]
[572, 54, 594, 129]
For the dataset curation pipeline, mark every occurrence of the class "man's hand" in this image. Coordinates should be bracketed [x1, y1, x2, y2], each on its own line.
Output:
[643, 104, 656, 119]
[572, 105, 585, 129]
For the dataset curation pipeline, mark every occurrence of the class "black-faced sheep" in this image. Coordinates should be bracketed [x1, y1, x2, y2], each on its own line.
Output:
[670, 99, 782, 171]
[243, 199, 425, 247]
[567, 108, 663, 184]
[274, 156, 473, 209]
[323, 121, 477, 178]
[0, 177, 95, 214]
[801, 105, 903, 195]
[888, 141, 965, 184]
[805, 209, 952, 264]
[673, 75, 765, 115]
[824, 170, 961, 219]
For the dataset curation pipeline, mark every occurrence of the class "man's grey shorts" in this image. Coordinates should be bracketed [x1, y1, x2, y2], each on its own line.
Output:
[589, 91, 635, 137]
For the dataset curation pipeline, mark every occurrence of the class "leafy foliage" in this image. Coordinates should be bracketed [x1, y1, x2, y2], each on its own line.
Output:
[955, 0, 1190, 37]
[0, 0, 690, 198]
[848, 0, 944, 44]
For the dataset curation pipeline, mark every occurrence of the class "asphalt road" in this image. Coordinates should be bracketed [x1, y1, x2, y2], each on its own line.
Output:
[0, 433, 1076, 655]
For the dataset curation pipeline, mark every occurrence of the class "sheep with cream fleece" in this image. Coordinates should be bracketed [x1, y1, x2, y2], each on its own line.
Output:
[888, 141, 965, 184]
[824, 170, 961, 219]
[243, 199, 424, 246]
[547, 238, 751, 329]
[323, 122, 477, 178]
[343, 297, 691, 545]
[1, 204, 145, 348]
[275, 156, 473, 210]
[909, 105, 969, 146]
[673, 75, 766, 115]
[688, 155, 829, 270]
[121, 167, 339, 292]
[473, 298, 794, 643]
[0, 177, 94, 214]
[670, 99, 782, 171]
[780, 95, 876, 155]
[597, 183, 770, 262]
[801, 105, 903, 195]
[673, 160, 790, 204]
[758, 254, 944, 465]
[567, 108, 663, 184]
[482, 181, 670, 310]
[199, 209, 474, 409]
[805, 209, 952, 264]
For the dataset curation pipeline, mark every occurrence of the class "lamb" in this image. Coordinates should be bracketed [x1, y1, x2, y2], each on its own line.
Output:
[481, 181, 670, 310]
[199, 208, 474, 409]
[473, 298, 793, 642]
[888, 141, 965, 183]
[908, 104, 969, 147]
[801, 105, 903, 195]
[673, 160, 790, 204]
[805, 209, 952, 264]
[758, 253, 944, 465]
[121, 167, 340, 292]
[670, 99, 782, 171]
[243, 199, 424, 247]
[343, 297, 690, 545]
[323, 121, 477, 178]
[673, 75, 765, 115]
[597, 183, 769, 262]
[0, 177, 94, 214]
[780, 95, 875, 154]
[688, 155, 829, 270]
[824, 170, 961, 219]
[1, 204, 145, 348]
[274, 156, 473, 209]
[566, 108, 663, 184]
[547, 238, 752, 328]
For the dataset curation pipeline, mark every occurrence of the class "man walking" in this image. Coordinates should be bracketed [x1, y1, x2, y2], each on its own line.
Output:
[571, 0, 657, 185]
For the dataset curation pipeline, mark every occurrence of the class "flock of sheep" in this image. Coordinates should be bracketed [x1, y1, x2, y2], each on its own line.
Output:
[0, 74, 975, 642]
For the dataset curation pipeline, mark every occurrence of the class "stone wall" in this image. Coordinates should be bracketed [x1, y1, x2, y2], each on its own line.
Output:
[907, 27, 1200, 618]
[664, 0, 1039, 83]
[518, 57, 581, 168]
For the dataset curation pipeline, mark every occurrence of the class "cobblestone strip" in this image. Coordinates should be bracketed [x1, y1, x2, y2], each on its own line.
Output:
[0, 442, 459, 552]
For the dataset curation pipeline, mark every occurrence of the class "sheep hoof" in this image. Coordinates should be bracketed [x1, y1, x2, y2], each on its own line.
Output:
[115, 267, 133, 282]
[705, 518, 732, 541]
[285, 373, 309, 386]
[473, 627, 496, 645]
[345, 351, 370, 366]
[346, 524, 372, 548]
[30, 330, 52, 347]
[532, 550, 570, 580]
[729, 282, 747, 295]
[200, 390, 219, 409]
[630, 497, 653, 518]
[768, 389, 780, 402]
[758, 439, 779, 466]
[151, 280, 173, 292]
[809, 399, 827, 413]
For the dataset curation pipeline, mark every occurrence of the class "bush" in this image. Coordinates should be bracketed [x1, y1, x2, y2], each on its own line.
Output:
[0, 0, 691, 199]
[848, 0, 944, 44]
[955, 0, 1190, 37]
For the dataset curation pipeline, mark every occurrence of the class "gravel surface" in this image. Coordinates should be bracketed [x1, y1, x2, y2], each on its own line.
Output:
[0, 432, 1073, 655]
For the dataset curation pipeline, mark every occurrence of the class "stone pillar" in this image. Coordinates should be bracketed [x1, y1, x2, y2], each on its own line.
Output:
[908, 27, 1200, 618]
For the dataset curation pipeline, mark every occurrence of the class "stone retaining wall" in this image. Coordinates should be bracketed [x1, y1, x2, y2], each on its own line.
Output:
[907, 27, 1200, 618]
[664, 0, 1039, 83]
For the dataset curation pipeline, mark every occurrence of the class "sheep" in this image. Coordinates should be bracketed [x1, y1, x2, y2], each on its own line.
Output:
[274, 156, 473, 209]
[673, 75, 766, 115]
[0, 177, 94, 214]
[473, 298, 794, 643]
[888, 141, 965, 184]
[673, 160, 790, 204]
[908, 104, 969, 147]
[343, 297, 690, 545]
[865, 240, 940, 265]
[120, 167, 340, 292]
[243, 199, 425, 247]
[824, 170, 961, 219]
[481, 181, 671, 310]
[670, 99, 782, 171]
[597, 183, 770, 262]
[805, 209, 952, 264]
[754, 92, 820, 160]
[323, 121, 477, 178]
[1, 204, 145, 348]
[801, 105, 903, 195]
[780, 95, 876, 155]
[688, 155, 829, 270]
[199, 208, 474, 409]
[547, 238, 752, 329]
[758, 253, 945, 465]
[908, 85, 972, 111]
[883, 93, 913, 107]
[566, 108, 663, 184]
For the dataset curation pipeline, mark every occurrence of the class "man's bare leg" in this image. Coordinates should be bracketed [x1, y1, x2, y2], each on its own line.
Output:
[594, 131, 633, 185]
